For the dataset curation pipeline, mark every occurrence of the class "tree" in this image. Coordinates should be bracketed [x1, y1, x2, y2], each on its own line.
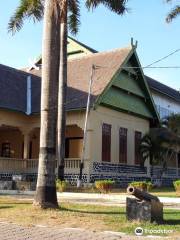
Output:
[33, 0, 60, 208]
[166, 0, 180, 22]
[57, 0, 129, 181]
[163, 113, 180, 136]
[9, 0, 129, 190]
[9, 0, 80, 208]
[140, 125, 180, 184]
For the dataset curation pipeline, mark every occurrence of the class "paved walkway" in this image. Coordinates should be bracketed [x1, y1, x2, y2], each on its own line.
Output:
[57, 192, 180, 209]
[0, 222, 120, 240]
[0, 222, 177, 240]
[57, 192, 180, 205]
[1, 190, 180, 208]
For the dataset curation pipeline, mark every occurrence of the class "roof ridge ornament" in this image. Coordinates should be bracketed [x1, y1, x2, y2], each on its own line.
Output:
[131, 38, 138, 49]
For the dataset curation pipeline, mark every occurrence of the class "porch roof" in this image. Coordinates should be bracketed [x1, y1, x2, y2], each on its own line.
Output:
[0, 64, 40, 114]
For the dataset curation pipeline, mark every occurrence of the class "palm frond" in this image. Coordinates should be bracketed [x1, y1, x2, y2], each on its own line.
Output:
[164, 113, 180, 135]
[8, 0, 44, 34]
[85, 0, 128, 15]
[68, 0, 80, 35]
[166, 5, 180, 22]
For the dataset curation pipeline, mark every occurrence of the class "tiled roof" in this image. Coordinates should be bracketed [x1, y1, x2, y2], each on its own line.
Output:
[29, 47, 132, 111]
[146, 76, 180, 102]
[0, 64, 39, 113]
[1, 47, 179, 116]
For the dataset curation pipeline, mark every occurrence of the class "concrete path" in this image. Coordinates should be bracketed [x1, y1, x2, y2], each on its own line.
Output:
[0, 222, 177, 240]
[1, 190, 180, 208]
[57, 192, 180, 209]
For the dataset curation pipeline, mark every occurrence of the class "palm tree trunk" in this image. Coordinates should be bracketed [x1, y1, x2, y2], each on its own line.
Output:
[57, 1, 67, 181]
[34, 0, 60, 208]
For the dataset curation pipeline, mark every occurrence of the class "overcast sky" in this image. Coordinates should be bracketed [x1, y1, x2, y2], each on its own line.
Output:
[0, 0, 179, 90]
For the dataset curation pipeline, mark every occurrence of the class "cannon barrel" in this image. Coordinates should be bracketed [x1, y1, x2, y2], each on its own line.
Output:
[127, 186, 159, 202]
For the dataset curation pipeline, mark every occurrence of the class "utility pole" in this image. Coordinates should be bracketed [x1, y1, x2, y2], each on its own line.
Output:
[77, 64, 95, 188]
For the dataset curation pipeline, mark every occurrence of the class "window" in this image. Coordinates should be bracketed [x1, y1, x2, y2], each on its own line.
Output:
[119, 127, 127, 163]
[156, 104, 174, 119]
[102, 123, 111, 162]
[135, 131, 142, 165]
[1, 143, 11, 158]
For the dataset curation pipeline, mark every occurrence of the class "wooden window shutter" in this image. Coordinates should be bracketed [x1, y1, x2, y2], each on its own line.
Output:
[102, 123, 111, 162]
[135, 131, 142, 165]
[119, 127, 127, 163]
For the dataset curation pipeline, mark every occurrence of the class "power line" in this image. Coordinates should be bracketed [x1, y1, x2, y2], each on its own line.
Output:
[145, 48, 180, 68]
[95, 48, 180, 70]
[126, 66, 180, 69]
[93, 64, 180, 70]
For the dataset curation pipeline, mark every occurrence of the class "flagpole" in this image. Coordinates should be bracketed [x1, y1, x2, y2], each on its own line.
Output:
[77, 64, 95, 187]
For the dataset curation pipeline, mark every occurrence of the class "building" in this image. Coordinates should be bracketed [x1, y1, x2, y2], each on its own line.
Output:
[146, 76, 180, 119]
[0, 39, 179, 187]
[32, 37, 180, 120]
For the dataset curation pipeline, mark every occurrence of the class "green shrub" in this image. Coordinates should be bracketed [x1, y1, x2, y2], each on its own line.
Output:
[95, 180, 115, 193]
[173, 180, 180, 193]
[56, 180, 67, 192]
[129, 181, 153, 192]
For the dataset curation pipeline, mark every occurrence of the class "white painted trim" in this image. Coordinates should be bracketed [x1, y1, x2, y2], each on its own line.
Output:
[26, 76, 32, 115]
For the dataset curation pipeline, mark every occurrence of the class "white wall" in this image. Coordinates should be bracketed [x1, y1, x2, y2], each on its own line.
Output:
[89, 106, 149, 165]
[151, 91, 180, 118]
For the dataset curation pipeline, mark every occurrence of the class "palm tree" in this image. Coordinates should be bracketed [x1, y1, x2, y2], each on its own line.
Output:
[163, 113, 180, 136]
[33, 0, 60, 208]
[140, 126, 180, 184]
[9, 0, 80, 208]
[9, 0, 80, 185]
[57, 0, 129, 181]
[166, 0, 180, 22]
[56, 0, 80, 180]
[9, 0, 129, 194]
[57, 0, 128, 181]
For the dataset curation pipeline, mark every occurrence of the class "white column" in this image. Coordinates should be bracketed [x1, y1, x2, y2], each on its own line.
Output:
[20, 129, 32, 159]
[23, 132, 30, 159]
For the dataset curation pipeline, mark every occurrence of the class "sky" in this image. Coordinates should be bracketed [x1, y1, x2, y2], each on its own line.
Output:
[0, 0, 180, 90]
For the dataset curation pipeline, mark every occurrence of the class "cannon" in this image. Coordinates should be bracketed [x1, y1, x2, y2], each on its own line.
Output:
[126, 185, 163, 223]
[127, 185, 159, 202]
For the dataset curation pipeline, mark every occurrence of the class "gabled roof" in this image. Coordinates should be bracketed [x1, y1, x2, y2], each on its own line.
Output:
[68, 36, 97, 54]
[29, 47, 159, 121]
[146, 76, 180, 102]
[0, 45, 159, 123]
[29, 47, 132, 111]
[95, 49, 160, 121]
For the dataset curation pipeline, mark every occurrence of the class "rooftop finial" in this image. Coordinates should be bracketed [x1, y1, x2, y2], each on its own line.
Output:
[131, 38, 138, 49]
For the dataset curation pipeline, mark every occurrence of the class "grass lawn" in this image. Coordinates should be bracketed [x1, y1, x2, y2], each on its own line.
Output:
[0, 196, 179, 237]
[150, 187, 179, 198]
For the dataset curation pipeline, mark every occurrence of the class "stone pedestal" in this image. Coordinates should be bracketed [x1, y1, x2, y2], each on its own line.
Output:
[126, 197, 163, 223]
